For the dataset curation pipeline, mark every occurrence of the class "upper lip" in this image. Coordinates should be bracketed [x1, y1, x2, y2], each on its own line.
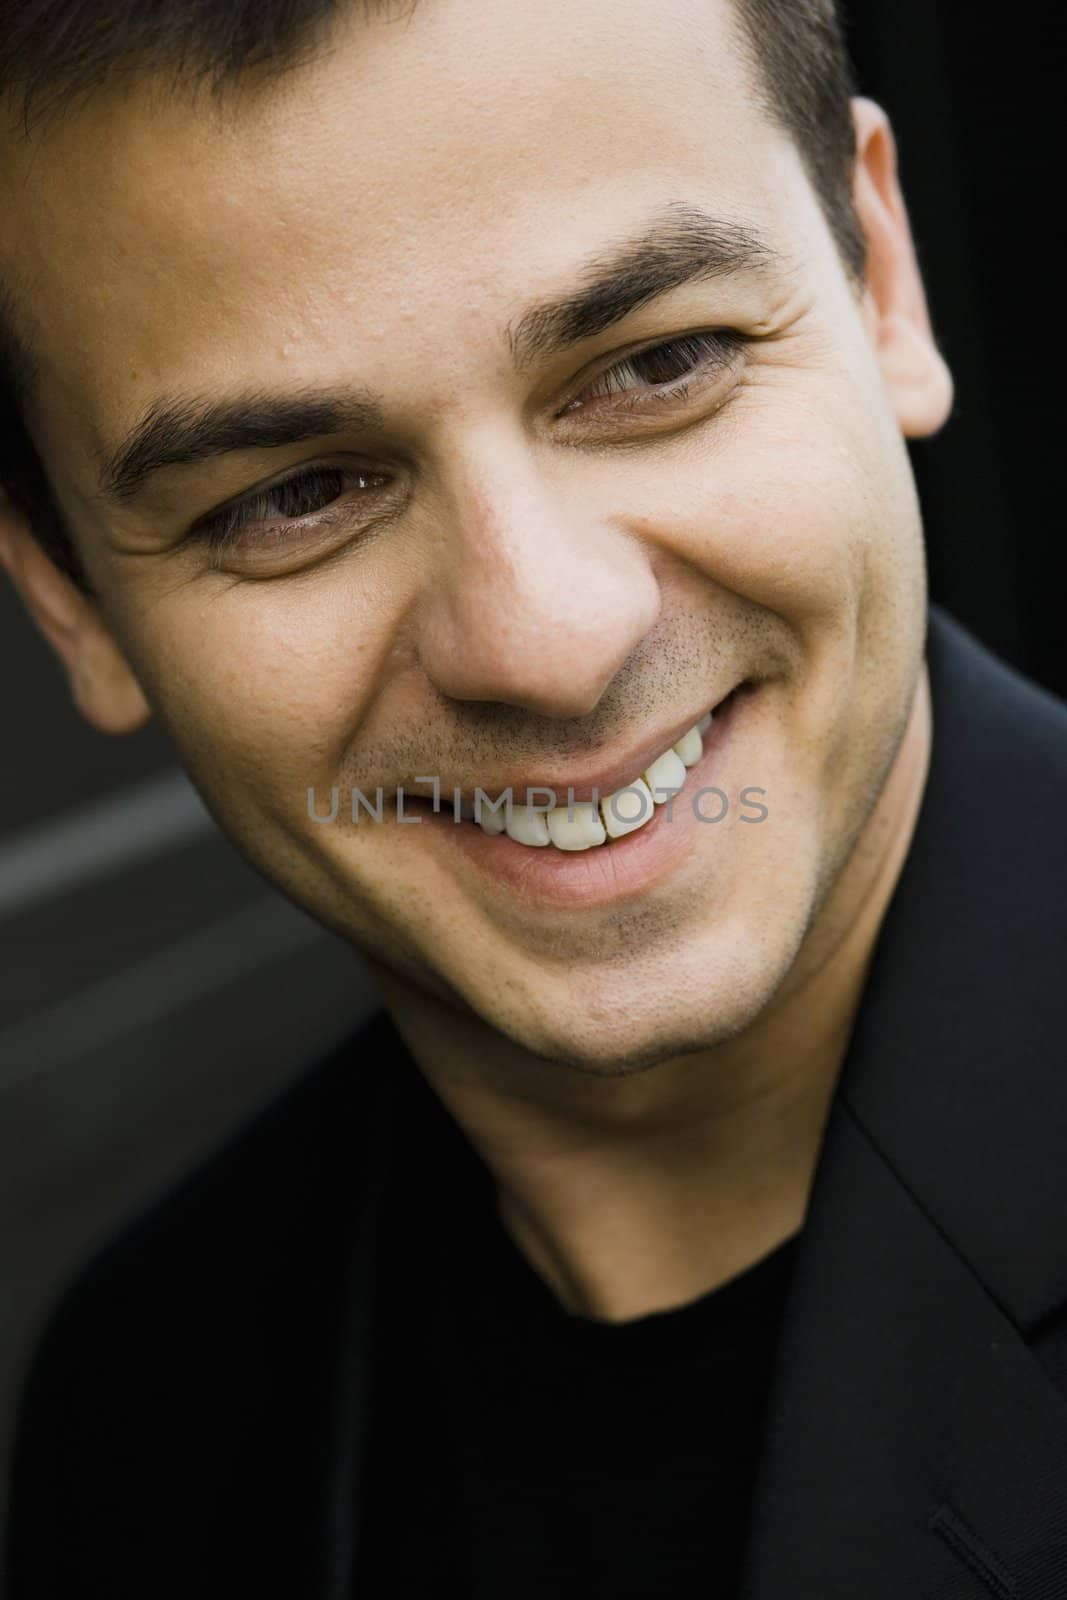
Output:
[401, 679, 747, 807]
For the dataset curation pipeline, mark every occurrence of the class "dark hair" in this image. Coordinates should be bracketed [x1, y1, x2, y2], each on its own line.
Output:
[0, 0, 864, 595]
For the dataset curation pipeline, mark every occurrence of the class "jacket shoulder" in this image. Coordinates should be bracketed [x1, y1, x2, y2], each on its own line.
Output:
[4, 1006, 397, 1595]
[34, 1004, 390, 1322]
[927, 604, 1067, 770]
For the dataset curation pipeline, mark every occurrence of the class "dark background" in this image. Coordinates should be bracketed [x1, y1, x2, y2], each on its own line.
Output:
[846, 1, 1065, 700]
[0, 0, 1064, 1551]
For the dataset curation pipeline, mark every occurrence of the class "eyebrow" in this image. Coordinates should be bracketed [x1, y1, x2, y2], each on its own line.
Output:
[98, 202, 780, 504]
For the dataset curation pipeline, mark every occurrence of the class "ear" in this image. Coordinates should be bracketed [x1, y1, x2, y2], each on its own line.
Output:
[850, 96, 955, 439]
[0, 498, 152, 735]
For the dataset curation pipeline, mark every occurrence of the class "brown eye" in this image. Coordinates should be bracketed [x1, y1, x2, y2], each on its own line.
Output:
[193, 465, 389, 551]
[265, 467, 352, 520]
[564, 330, 745, 414]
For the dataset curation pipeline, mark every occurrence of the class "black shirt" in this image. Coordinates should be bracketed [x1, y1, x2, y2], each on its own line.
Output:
[355, 1082, 800, 1598]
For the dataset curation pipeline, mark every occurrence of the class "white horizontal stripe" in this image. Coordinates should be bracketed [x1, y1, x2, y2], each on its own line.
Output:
[0, 895, 337, 1083]
[0, 771, 215, 919]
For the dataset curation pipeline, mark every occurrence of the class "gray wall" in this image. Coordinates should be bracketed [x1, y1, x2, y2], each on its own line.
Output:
[0, 579, 380, 1538]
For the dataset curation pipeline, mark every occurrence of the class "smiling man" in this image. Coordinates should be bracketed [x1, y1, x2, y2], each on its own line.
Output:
[3, 0, 1067, 1596]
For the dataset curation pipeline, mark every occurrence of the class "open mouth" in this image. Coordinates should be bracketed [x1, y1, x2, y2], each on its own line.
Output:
[402, 678, 754, 855]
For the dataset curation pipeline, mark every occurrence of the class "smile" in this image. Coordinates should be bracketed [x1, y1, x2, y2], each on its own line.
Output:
[403, 679, 758, 909]
[473, 703, 725, 853]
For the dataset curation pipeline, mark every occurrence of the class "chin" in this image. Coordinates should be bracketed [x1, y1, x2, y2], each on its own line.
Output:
[471, 922, 794, 1078]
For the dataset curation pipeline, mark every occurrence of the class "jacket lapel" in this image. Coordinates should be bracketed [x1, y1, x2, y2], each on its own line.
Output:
[739, 605, 1067, 1597]
[739, 1098, 1067, 1598]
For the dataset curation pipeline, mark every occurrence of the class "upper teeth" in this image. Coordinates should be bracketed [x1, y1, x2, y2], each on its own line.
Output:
[477, 712, 711, 851]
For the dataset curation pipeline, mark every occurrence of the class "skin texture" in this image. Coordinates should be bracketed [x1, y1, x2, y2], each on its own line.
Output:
[0, 0, 952, 1318]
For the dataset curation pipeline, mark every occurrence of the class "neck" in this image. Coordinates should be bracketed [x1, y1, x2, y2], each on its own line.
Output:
[371, 663, 933, 1322]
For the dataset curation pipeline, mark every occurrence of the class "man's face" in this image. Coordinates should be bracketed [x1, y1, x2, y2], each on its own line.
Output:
[1, 0, 950, 1071]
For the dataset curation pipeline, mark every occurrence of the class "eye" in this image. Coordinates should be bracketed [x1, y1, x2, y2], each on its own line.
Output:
[561, 329, 745, 418]
[190, 463, 391, 558]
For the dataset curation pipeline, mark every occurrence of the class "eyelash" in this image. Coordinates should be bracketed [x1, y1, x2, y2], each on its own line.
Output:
[193, 465, 382, 553]
[562, 329, 743, 413]
[193, 329, 744, 556]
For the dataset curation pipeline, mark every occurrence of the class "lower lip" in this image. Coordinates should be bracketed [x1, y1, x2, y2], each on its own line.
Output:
[410, 683, 757, 909]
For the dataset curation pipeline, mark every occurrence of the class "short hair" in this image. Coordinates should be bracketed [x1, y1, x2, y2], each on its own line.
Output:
[0, 0, 864, 595]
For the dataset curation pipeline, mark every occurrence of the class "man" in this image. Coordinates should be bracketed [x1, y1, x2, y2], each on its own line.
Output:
[1, 0, 1066, 1593]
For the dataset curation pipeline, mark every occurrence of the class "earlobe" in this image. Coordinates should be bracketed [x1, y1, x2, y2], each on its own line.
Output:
[68, 629, 154, 734]
[0, 500, 152, 735]
[874, 310, 955, 438]
[850, 97, 955, 439]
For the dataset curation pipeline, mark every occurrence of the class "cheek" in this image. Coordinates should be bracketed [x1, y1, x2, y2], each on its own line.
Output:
[618, 379, 920, 639]
[122, 577, 403, 818]
[610, 382, 926, 807]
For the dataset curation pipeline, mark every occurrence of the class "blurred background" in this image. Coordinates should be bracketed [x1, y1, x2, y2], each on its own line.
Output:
[1, 0, 1064, 1539]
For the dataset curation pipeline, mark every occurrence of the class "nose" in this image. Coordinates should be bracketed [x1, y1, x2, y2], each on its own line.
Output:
[416, 454, 661, 719]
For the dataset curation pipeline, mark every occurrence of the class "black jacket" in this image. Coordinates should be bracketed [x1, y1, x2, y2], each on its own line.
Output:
[7, 603, 1067, 1599]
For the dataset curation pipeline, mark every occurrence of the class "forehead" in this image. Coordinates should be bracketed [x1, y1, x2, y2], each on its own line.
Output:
[0, 0, 806, 467]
